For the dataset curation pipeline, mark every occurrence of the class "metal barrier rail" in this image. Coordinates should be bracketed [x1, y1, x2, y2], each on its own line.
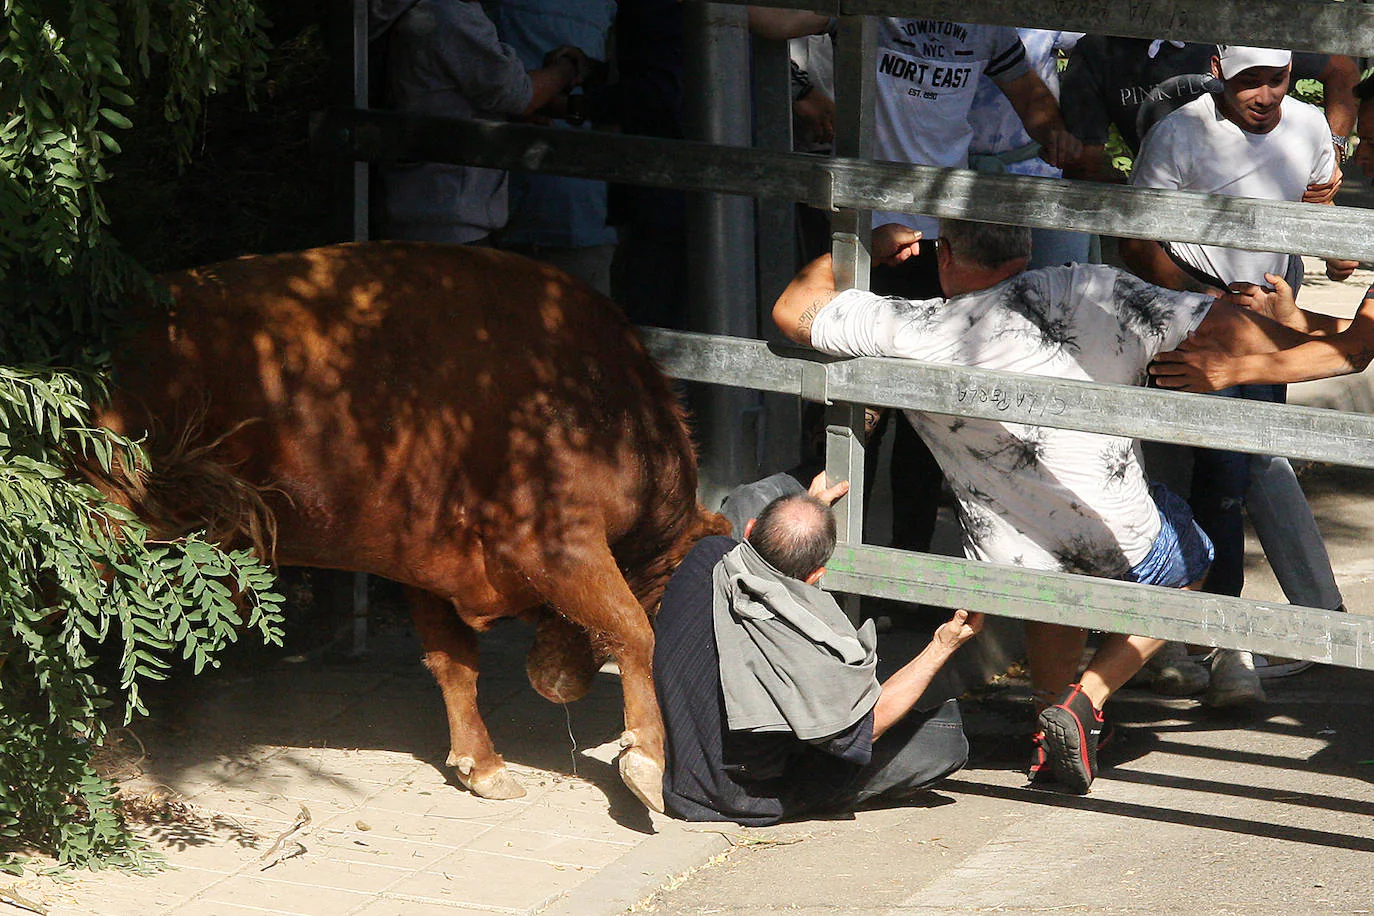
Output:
[729, 0, 1374, 57]
[639, 328, 1374, 467]
[642, 327, 1374, 670]
[315, 110, 1374, 262]
[826, 545, 1374, 669]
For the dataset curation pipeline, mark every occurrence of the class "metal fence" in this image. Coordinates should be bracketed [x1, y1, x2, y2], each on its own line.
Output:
[320, 0, 1374, 671]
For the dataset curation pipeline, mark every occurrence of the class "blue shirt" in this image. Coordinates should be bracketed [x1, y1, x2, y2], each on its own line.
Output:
[490, 0, 618, 248]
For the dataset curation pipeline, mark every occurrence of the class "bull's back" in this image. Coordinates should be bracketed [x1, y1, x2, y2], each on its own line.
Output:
[101, 243, 698, 581]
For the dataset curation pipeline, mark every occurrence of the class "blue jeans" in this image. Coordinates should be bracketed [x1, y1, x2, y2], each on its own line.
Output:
[1126, 483, 1215, 588]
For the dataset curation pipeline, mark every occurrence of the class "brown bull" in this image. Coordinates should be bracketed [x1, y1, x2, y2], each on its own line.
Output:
[89, 242, 729, 811]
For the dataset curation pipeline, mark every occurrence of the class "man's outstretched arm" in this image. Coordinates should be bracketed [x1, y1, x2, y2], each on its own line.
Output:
[1118, 237, 1224, 296]
[1150, 288, 1374, 390]
[872, 610, 983, 739]
[774, 254, 840, 347]
[773, 225, 923, 346]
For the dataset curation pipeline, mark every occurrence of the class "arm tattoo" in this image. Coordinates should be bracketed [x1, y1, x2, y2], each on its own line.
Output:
[1344, 345, 1374, 373]
[795, 300, 824, 340]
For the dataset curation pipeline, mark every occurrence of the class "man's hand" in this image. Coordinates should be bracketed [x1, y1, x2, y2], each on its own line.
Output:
[793, 89, 835, 145]
[1327, 258, 1360, 282]
[1038, 128, 1084, 170]
[543, 45, 592, 86]
[872, 222, 923, 267]
[1304, 164, 1343, 204]
[1223, 273, 1301, 327]
[806, 472, 850, 506]
[933, 609, 984, 652]
[1148, 346, 1238, 392]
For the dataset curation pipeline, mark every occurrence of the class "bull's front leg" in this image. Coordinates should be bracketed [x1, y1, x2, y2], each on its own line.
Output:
[405, 587, 525, 800]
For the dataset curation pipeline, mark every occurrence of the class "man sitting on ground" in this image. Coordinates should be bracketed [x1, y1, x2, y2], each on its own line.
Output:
[773, 219, 1323, 792]
[655, 473, 982, 825]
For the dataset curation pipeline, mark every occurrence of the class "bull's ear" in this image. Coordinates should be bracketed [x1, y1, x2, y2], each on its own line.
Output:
[804, 566, 825, 585]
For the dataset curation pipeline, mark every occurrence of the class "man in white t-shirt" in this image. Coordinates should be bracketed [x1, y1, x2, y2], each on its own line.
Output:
[871, 19, 1084, 575]
[1122, 45, 1348, 707]
[873, 19, 1081, 238]
[1124, 46, 1339, 292]
[772, 219, 1316, 793]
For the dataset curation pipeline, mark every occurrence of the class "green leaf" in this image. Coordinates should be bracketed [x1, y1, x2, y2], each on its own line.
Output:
[98, 109, 132, 130]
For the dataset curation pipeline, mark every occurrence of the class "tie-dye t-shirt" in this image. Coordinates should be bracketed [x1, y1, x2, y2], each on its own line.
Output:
[809, 264, 1213, 576]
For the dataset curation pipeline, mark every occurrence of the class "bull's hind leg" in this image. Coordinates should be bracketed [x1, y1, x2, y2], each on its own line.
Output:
[518, 543, 666, 813]
[405, 587, 525, 800]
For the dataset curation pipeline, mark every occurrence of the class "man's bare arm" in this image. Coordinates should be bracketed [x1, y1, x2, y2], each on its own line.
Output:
[995, 70, 1083, 169]
[773, 254, 840, 346]
[1150, 295, 1374, 390]
[747, 8, 830, 40]
[775, 225, 922, 345]
[1224, 273, 1350, 335]
[872, 611, 982, 739]
[1320, 54, 1360, 139]
[1118, 237, 1223, 295]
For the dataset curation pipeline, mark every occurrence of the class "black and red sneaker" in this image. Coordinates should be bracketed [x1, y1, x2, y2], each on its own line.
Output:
[1028, 720, 1114, 785]
[1027, 730, 1054, 783]
[1037, 684, 1105, 794]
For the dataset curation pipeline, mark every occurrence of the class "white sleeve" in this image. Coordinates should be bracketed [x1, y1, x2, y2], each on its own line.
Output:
[1129, 121, 1184, 191]
[1107, 270, 1214, 355]
[1312, 122, 1337, 185]
[1158, 292, 1214, 354]
[808, 288, 908, 359]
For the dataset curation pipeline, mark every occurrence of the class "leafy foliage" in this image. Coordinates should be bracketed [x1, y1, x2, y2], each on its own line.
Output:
[1, 1, 284, 869]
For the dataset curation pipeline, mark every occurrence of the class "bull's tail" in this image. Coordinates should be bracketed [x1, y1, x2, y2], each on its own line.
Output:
[622, 502, 731, 616]
[82, 411, 279, 561]
[612, 340, 732, 615]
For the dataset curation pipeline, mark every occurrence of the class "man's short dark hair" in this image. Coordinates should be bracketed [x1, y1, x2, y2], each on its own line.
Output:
[747, 493, 837, 580]
[942, 219, 1032, 270]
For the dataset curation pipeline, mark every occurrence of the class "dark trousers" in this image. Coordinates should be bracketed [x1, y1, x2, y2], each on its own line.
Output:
[799, 698, 969, 812]
[1188, 383, 1287, 597]
[869, 249, 946, 552]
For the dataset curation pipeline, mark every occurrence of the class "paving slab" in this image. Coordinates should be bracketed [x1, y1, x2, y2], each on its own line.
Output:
[0, 627, 728, 916]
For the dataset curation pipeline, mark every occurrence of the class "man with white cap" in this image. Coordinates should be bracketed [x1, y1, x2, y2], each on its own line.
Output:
[1120, 45, 1347, 707]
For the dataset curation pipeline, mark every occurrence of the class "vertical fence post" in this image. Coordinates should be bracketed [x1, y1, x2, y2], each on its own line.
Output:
[752, 30, 805, 475]
[328, 0, 371, 656]
[823, 15, 877, 621]
[684, 2, 762, 510]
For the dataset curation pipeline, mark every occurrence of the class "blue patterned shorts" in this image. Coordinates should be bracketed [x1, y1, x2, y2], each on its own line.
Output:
[1124, 483, 1215, 588]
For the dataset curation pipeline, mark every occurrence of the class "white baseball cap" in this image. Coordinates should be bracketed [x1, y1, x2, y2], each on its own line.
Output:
[1216, 45, 1292, 80]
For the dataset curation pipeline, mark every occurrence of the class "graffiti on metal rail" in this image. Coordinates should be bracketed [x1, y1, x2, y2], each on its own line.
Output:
[955, 382, 1068, 418]
[1049, 0, 1190, 30]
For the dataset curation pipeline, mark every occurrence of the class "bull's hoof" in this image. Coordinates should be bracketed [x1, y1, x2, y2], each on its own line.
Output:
[616, 731, 665, 813]
[449, 754, 527, 800]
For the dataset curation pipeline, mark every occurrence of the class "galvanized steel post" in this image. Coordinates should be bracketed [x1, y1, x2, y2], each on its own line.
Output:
[826, 16, 877, 559]
[751, 29, 806, 477]
[684, 2, 763, 509]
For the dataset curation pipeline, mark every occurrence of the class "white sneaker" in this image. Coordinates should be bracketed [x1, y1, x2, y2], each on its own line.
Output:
[1146, 641, 1210, 696]
[1203, 649, 1266, 707]
[1253, 655, 1314, 679]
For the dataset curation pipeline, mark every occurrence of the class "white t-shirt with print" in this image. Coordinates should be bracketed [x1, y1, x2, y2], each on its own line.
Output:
[873, 19, 1030, 236]
[1130, 93, 1335, 288]
[810, 265, 1213, 576]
